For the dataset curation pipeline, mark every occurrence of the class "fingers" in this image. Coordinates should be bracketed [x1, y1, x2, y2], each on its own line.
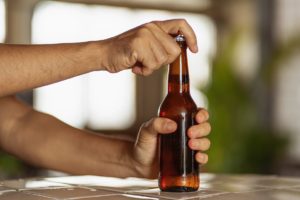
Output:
[195, 108, 210, 123]
[131, 19, 197, 76]
[144, 22, 181, 64]
[134, 117, 177, 167]
[141, 34, 168, 76]
[188, 122, 211, 139]
[105, 19, 197, 75]
[196, 152, 208, 164]
[187, 108, 210, 139]
[130, 26, 170, 76]
[188, 138, 211, 151]
[188, 137, 210, 165]
[142, 117, 177, 139]
[138, 115, 210, 166]
[132, 66, 143, 75]
[134, 117, 176, 166]
[155, 19, 198, 53]
[186, 108, 210, 165]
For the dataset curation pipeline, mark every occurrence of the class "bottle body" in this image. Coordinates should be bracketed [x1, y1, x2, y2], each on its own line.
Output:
[158, 94, 199, 192]
[158, 35, 199, 192]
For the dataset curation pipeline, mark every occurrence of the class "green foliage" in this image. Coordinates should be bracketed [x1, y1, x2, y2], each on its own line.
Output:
[204, 32, 295, 174]
[0, 152, 25, 178]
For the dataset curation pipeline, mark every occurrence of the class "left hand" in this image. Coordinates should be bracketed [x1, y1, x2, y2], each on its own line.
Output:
[132, 109, 211, 178]
[99, 19, 198, 76]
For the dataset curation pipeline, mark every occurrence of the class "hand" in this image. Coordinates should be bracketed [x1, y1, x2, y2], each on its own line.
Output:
[132, 109, 211, 178]
[100, 19, 198, 76]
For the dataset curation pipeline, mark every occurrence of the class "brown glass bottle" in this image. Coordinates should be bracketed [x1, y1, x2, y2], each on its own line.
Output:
[158, 35, 199, 192]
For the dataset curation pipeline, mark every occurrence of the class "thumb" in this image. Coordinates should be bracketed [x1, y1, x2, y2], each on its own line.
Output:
[132, 66, 143, 75]
[135, 117, 177, 151]
[140, 117, 177, 140]
[134, 118, 177, 166]
[128, 50, 138, 67]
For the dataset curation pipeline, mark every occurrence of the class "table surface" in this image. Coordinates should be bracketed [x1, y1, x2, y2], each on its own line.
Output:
[1, 173, 300, 199]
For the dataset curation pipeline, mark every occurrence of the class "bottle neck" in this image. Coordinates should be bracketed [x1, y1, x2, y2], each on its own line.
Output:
[167, 37, 190, 94]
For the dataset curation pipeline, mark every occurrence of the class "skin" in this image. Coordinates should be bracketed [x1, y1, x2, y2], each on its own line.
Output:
[0, 96, 210, 178]
[0, 19, 211, 178]
[0, 19, 198, 97]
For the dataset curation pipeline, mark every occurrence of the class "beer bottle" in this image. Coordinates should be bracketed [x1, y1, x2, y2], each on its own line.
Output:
[158, 35, 199, 192]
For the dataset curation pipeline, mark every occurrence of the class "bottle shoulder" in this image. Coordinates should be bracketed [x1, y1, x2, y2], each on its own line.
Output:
[158, 93, 197, 117]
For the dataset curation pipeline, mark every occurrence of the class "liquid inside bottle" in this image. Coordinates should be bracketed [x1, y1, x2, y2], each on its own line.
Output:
[158, 35, 199, 192]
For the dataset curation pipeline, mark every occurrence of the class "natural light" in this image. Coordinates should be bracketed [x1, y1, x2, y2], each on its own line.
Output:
[32, 1, 215, 129]
[0, 0, 5, 42]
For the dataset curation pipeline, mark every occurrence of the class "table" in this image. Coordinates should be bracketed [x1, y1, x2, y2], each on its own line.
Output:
[1, 173, 300, 199]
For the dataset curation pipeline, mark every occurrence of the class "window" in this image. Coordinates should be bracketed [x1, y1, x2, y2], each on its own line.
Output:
[32, 2, 137, 129]
[0, 0, 5, 42]
[32, 1, 215, 131]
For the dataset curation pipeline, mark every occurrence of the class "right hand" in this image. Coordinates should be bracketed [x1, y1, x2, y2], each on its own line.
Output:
[100, 19, 198, 76]
[131, 109, 211, 178]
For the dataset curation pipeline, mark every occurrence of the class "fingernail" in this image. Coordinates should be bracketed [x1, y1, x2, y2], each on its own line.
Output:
[166, 122, 175, 131]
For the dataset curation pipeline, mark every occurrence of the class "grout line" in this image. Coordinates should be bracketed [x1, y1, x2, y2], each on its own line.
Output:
[21, 191, 60, 200]
[68, 194, 121, 200]
[21, 190, 59, 199]
[229, 188, 275, 194]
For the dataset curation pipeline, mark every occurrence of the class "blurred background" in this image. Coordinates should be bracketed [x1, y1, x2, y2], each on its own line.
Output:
[0, 0, 300, 179]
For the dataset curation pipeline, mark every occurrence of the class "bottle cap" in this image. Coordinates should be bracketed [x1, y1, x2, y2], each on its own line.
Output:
[175, 34, 186, 42]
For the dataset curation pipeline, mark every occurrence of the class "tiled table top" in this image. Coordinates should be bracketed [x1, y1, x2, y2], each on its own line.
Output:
[1, 173, 300, 199]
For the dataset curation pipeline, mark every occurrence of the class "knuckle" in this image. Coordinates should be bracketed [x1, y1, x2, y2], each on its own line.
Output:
[145, 61, 157, 69]
[131, 38, 141, 50]
[136, 26, 151, 37]
[142, 120, 151, 131]
[143, 118, 156, 133]
[125, 50, 138, 67]
[178, 18, 188, 26]
[152, 117, 159, 126]
[144, 21, 156, 29]
[157, 53, 168, 66]
[151, 20, 163, 28]
[151, 20, 160, 25]
[152, 118, 162, 131]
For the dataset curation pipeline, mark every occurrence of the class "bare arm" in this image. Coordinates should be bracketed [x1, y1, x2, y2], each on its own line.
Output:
[0, 42, 101, 97]
[0, 19, 198, 97]
[0, 96, 210, 178]
[0, 95, 138, 177]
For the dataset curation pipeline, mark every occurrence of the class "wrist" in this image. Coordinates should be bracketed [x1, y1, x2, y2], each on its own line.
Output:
[130, 146, 159, 179]
[119, 143, 144, 178]
[81, 40, 107, 71]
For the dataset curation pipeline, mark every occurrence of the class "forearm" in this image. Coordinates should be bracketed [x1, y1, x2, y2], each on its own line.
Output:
[0, 42, 103, 97]
[0, 97, 139, 178]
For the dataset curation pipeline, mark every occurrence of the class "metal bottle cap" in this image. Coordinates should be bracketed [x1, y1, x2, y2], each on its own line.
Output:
[175, 34, 186, 42]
